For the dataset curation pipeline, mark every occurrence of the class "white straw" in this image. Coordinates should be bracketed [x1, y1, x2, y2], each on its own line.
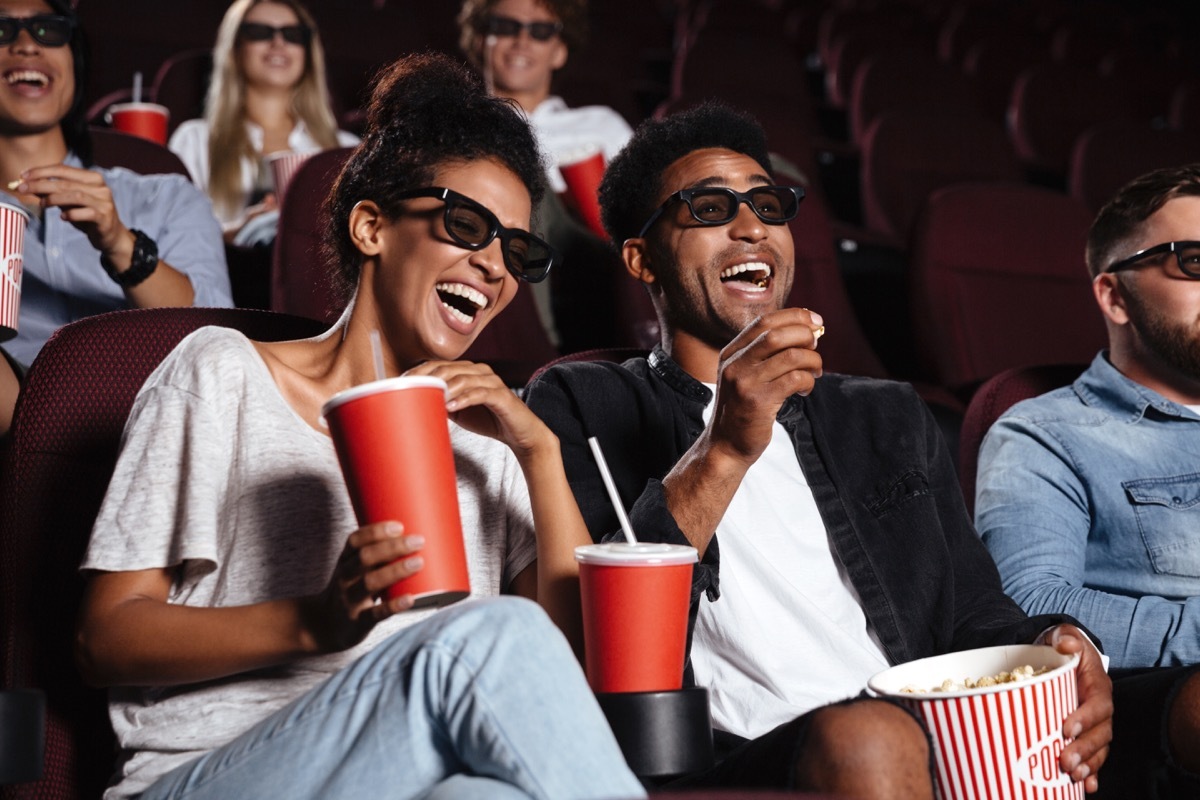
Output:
[587, 436, 638, 544]
[482, 35, 497, 96]
[131, 71, 142, 104]
[369, 330, 385, 381]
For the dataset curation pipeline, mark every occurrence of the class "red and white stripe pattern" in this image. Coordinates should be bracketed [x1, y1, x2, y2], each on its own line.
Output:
[0, 202, 28, 340]
[898, 665, 1083, 800]
[268, 150, 316, 207]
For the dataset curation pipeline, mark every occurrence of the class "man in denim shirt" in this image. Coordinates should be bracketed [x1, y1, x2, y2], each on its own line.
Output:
[526, 102, 1120, 798]
[976, 165, 1200, 787]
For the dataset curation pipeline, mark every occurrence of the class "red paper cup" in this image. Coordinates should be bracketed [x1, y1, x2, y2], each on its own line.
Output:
[868, 644, 1083, 800]
[558, 147, 608, 240]
[575, 542, 698, 693]
[322, 376, 470, 609]
[0, 201, 30, 344]
[266, 150, 316, 206]
[105, 102, 170, 145]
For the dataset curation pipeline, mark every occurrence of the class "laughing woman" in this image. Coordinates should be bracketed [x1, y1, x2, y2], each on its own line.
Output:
[169, 0, 358, 241]
[75, 53, 643, 800]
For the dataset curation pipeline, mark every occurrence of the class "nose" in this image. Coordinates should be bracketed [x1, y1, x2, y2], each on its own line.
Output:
[468, 238, 510, 282]
[11, 27, 41, 52]
[727, 200, 768, 242]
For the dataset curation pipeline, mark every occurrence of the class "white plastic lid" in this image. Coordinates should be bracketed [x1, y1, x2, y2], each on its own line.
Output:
[320, 375, 447, 417]
[574, 542, 698, 566]
[0, 200, 30, 221]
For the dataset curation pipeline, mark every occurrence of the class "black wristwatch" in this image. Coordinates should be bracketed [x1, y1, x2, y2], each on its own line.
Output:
[101, 228, 159, 289]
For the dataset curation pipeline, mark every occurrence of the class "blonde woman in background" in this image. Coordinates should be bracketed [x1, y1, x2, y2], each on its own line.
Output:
[169, 0, 358, 241]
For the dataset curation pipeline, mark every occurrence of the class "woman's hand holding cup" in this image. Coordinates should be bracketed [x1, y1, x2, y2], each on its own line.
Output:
[301, 521, 424, 654]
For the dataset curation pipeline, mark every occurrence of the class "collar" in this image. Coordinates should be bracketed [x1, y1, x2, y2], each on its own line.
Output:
[648, 344, 807, 420]
[1074, 351, 1200, 423]
[526, 95, 567, 121]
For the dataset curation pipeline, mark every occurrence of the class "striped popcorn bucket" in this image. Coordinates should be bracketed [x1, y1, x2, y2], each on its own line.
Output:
[869, 645, 1083, 800]
[0, 200, 29, 343]
[266, 149, 318, 208]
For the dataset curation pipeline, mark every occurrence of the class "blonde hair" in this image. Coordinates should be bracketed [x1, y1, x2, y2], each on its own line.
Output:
[204, 0, 340, 219]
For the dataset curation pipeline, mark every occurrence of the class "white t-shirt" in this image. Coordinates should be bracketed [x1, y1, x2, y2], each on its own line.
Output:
[690, 390, 890, 740]
[168, 118, 359, 226]
[82, 327, 537, 798]
[526, 96, 632, 194]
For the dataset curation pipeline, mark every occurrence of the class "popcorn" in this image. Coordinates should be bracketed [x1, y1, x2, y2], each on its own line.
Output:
[900, 664, 1048, 694]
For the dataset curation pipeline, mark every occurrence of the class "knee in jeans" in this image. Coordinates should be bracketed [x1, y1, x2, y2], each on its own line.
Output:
[802, 699, 929, 773]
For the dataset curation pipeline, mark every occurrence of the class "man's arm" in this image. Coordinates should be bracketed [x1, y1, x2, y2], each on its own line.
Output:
[660, 309, 824, 557]
[18, 165, 232, 309]
[977, 416, 1200, 668]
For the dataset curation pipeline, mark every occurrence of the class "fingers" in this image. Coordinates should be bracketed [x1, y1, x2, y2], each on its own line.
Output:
[340, 521, 426, 598]
[1038, 625, 1113, 785]
[404, 360, 517, 417]
[16, 164, 105, 186]
[720, 312, 824, 397]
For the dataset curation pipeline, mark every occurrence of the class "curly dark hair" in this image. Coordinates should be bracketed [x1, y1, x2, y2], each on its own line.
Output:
[1086, 163, 1200, 278]
[324, 52, 547, 300]
[457, 0, 588, 68]
[598, 101, 773, 245]
[48, 0, 92, 165]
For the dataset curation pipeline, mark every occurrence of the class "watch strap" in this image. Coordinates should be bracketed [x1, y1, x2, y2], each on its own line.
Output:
[102, 228, 159, 288]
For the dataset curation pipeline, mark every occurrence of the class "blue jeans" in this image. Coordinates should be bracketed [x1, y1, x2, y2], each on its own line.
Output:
[140, 597, 645, 800]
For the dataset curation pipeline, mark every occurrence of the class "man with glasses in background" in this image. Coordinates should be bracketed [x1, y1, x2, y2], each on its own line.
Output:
[457, 0, 632, 353]
[0, 0, 231, 435]
[975, 164, 1200, 794]
[525, 101, 1120, 797]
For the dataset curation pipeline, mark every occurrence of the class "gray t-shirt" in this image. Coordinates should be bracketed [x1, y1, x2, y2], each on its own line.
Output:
[82, 327, 537, 798]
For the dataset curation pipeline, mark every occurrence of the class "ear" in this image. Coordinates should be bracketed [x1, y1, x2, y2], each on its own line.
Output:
[349, 200, 385, 257]
[622, 238, 656, 285]
[550, 39, 568, 71]
[1092, 273, 1130, 325]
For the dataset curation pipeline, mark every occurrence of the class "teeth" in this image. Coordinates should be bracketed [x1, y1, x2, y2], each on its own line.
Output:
[443, 303, 473, 325]
[436, 282, 487, 309]
[720, 262, 772, 289]
[4, 70, 48, 87]
[436, 282, 487, 324]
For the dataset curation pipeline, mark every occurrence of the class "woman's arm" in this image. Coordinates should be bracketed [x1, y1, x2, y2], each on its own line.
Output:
[76, 521, 425, 687]
[405, 361, 591, 658]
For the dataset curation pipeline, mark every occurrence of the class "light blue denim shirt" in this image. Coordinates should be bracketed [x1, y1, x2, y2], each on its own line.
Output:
[3, 154, 232, 366]
[976, 352, 1200, 668]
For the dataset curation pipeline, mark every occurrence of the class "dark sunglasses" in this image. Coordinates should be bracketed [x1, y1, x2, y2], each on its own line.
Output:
[397, 187, 557, 283]
[484, 14, 563, 42]
[238, 22, 311, 46]
[1105, 240, 1200, 280]
[637, 185, 805, 238]
[0, 14, 74, 47]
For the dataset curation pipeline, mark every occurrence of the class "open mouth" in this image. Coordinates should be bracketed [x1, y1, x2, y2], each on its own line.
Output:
[720, 261, 772, 290]
[3, 70, 49, 89]
[436, 282, 487, 325]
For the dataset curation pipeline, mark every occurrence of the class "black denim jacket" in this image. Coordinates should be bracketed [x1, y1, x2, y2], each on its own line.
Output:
[525, 346, 1082, 679]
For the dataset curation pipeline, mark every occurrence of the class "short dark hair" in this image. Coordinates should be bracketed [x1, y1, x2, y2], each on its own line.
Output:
[598, 101, 773, 245]
[324, 52, 546, 300]
[48, 0, 92, 165]
[457, 0, 588, 68]
[1087, 163, 1200, 278]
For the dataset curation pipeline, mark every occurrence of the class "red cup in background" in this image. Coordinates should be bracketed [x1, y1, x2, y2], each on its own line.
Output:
[575, 542, 698, 693]
[105, 102, 170, 145]
[558, 146, 608, 240]
[266, 150, 317, 207]
[0, 201, 30, 343]
[321, 376, 470, 609]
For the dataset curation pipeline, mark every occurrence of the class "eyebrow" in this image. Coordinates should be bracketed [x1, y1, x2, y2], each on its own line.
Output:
[687, 173, 774, 190]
